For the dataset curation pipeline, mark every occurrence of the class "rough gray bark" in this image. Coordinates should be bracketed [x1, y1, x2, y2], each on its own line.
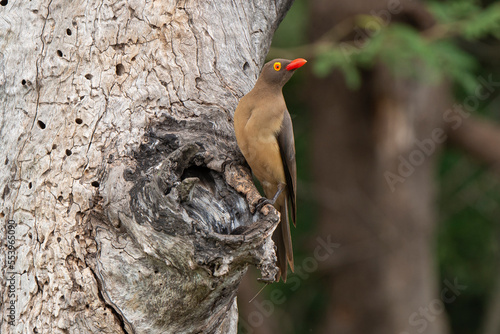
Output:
[0, 0, 293, 333]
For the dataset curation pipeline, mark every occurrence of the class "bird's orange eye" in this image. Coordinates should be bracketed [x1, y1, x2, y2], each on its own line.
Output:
[274, 62, 281, 71]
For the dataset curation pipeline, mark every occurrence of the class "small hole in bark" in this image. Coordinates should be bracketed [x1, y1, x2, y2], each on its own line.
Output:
[0, 0, 8, 6]
[5, 157, 8, 165]
[2, 184, 10, 199]
[57, 237, 61, 242]
[58, 195, 63, 201]
[91, 181, 100, 188]
[0, 212, 4, 218]
[66, 28, 72, 36]
[115, 63, 125, 76]
[21, 79, 26, 85]
[243, 62, 250, 71]
[85, 304, 89, 309]
[75, 235, 80, 239]
[72, 21, 77, 26]
[65, 149, 72, 156]
[28, 182, 32, 189]
[37, 120, 46, 129]
[56, 50, 63, 57]
[85, 74, 93, 80]
[131, 56, 136, 61]
[75, 118, 83, 124]
[80, 96, 84, 100]
[52, 144, 57, 150]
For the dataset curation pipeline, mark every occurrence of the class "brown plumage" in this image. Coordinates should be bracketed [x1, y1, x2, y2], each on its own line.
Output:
[233, 58, 306, 281]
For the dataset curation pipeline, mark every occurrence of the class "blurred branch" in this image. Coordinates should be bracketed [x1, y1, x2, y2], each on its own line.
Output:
[448, 116, 500, 172]
[420, 21, 458, 41]
[269, 14, 461, 61]
[459, 40, 500, 66]
[267, 15, 363, 60]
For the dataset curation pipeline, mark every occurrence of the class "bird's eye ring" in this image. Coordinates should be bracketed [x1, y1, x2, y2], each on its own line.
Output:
[274, 62, 281, 71]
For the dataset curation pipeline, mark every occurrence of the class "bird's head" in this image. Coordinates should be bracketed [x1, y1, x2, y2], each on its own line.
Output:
[259, 58, 307, 88]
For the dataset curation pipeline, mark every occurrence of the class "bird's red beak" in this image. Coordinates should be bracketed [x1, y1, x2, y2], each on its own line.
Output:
[286, 58, 307, 71]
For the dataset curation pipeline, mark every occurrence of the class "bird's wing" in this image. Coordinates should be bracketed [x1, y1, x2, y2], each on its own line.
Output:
[277, 109, 297, 226]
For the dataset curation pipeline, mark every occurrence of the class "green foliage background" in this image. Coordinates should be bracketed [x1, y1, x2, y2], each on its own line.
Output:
[246, 0, 500, 333]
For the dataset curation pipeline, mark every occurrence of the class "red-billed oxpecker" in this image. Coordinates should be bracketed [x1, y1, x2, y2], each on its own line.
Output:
[234, 58, 306, 282]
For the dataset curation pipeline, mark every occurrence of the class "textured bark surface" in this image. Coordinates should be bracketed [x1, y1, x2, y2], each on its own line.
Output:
[0, 0, 292, 333]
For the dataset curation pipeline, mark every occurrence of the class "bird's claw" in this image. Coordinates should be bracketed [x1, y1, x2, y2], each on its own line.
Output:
[255, 197, 272, 212]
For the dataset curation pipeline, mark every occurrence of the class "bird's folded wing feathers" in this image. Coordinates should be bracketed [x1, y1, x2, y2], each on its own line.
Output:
[277, 109, 297, 226]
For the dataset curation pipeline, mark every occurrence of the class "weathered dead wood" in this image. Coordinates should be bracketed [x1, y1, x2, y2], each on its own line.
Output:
[88, 115, 281, 333]
[0, 0, 293, 333]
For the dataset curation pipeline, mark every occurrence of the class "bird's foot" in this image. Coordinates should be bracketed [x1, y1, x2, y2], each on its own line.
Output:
[255, 197, 273, 212]
[254, 183, 285, 212]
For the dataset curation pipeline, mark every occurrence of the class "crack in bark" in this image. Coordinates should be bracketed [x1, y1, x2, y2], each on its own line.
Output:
[86, 94, 108, 154]
[30, 0, 54, 132]
[88, 265, 130, 334]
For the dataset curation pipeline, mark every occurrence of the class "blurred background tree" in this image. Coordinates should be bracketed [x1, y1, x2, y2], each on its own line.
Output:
[238, 0, 500, 333]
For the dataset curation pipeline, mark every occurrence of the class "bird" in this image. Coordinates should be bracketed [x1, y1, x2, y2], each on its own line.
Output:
[233, 58, 306, 282]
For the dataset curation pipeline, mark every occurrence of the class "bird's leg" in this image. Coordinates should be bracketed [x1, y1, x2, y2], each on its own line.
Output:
[255, 183, 286, 212]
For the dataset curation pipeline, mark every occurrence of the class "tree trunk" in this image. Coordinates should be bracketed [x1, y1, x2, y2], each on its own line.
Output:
[0, 1, 292, 333]
[307, 1, 452, 333]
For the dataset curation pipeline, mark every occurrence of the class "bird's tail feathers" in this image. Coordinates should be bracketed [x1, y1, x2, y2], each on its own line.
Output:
[274, 198, 294, 282]
[282, 199, 294, 272]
